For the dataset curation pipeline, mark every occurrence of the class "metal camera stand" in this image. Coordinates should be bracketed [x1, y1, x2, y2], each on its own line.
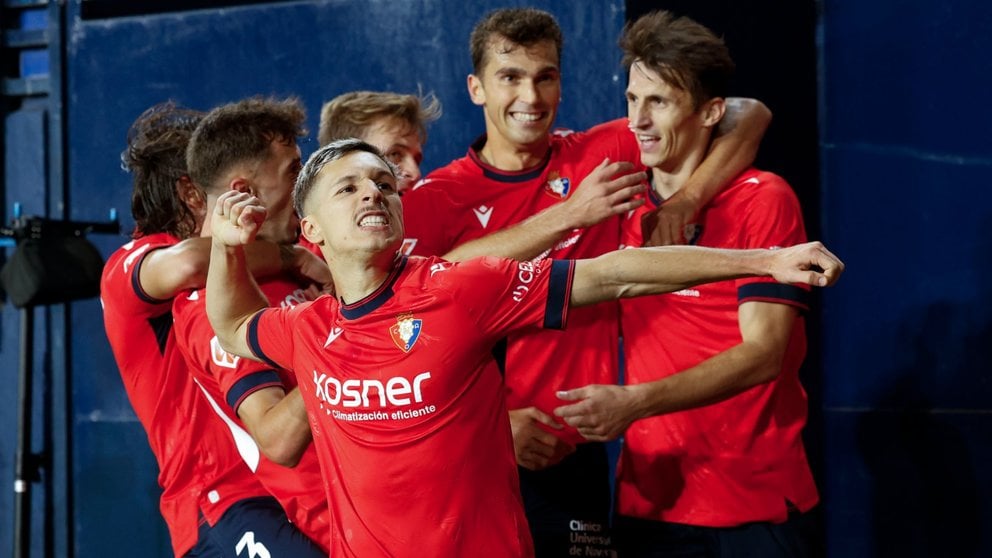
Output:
[1, 204, 118, 558]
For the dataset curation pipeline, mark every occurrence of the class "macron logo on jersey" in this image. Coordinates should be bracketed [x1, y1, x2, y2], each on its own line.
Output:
[210, 336, 240, 369]
[324, 327, 343, 348]
[473, 205, 494, 228]
[430, 262, 452, 277]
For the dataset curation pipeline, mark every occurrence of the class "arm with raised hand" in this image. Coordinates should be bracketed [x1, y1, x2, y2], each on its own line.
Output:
[205, 191, 272, 360]
[442, 159, 646, 262]
[139, 235, 330, 301]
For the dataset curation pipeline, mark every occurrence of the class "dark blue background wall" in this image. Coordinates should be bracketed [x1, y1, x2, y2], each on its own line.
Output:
[819, 1, 992, 556]
[3, 0, 991, 556]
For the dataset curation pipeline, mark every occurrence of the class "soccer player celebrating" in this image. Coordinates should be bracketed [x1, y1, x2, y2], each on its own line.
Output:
[318, 90, 441, 194]
[101, 102, 327, 556]
[554, 12, 826, 556]
[172, 97, 331, 554]
[399, 8, 771, 553]
[204, 137, 843, 557]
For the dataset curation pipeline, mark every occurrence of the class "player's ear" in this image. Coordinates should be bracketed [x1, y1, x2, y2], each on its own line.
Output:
[467, 74, 486, 106]
[176, 175, 206, 213]
[230, 178, 251, 195]
[701, 97, 726, 128]
[300, 215, 323, 246]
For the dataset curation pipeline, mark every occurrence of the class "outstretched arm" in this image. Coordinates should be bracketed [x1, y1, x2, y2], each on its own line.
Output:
[569, 241, 843, 307]
[641, 97, 772, 246]
[139, 236, 330, 301]
[442, 159, 646, 262]
[554, 300, 797, 441]
[206, 191, 271, 359]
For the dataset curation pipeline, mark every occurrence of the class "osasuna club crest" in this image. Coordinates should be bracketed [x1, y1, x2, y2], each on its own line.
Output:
[545, 171, 571, 199]
[389, 312, 423, 352]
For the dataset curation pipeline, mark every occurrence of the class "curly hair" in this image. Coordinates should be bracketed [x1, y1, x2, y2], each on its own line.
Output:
[122, 101, 204, 239]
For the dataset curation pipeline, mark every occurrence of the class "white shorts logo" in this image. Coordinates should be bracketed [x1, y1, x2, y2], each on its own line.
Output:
[235, 532, 270, 558]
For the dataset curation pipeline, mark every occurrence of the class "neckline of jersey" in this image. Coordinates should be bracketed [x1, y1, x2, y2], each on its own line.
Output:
[468, 134, 552, 183]
[339, 254, 408, 320]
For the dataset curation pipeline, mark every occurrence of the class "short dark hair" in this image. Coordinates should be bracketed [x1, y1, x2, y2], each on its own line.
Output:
[469, 8, 563, 74]
[318, 91, 442, 147]
[122, 101, 204, 239]
[620, 11, 735, 108]
[187, 97, 306, 193]
[293, 138, 397, 218]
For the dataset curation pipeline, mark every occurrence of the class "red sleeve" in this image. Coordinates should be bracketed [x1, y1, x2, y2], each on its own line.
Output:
[431, 256, 575, 338]
[246, 303, 308, 372]
[401, 181, 456, 257]
[734, 174, 811, 310]
[172, 290, 287, 416]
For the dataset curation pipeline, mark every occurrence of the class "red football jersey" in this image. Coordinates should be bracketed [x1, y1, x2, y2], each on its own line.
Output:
[246, 255, 574, 557]
[172, 276, 331, 551]
[618, 169, 820, 526]
[401, 118, 639, 444]
[100, 233, 269, 555]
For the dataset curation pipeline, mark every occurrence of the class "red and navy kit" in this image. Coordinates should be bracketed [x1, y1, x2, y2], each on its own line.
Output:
[172, 276, 331, 552]
[245, 255, 574, 557]
[402, 118, 640, 444]
[618, 168, 820, 526]
[100, 233, 270, 556]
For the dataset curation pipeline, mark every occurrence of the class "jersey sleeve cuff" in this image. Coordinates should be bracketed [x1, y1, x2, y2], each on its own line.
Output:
[226, 371, 284, 414]
[247, 311, 282, 369]
[131, 247, 172, 304]
[737, 283, 810, 312]
[543, 259, 574, 330]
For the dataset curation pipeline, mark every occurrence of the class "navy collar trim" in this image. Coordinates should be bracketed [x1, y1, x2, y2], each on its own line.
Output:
[340, 255, 408, 320]
[468, 134, 552, 183]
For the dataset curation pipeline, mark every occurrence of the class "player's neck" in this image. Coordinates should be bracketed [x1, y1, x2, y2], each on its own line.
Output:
[649, 148, 707, 200]
[477, 134, 550, 172]
[329, 250, 397, 305]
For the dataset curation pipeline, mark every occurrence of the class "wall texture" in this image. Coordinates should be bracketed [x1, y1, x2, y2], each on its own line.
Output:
[818, 1, 992, 556]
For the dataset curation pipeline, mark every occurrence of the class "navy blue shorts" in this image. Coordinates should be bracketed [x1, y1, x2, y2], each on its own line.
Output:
[614, 508, 820, 558]
[184, 496, 325, 558]
[517, 442, 616, 557]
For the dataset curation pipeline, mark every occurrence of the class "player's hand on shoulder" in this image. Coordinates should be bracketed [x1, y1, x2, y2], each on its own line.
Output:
[566, 158, 646, 229]
[212, 190, 267, 247]
[641, 188, 701, 247]
[768, 241, 845, 287]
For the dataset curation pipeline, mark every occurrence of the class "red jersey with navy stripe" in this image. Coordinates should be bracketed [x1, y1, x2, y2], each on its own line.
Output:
[618, 168, 820, 526]
[172, 276, 331, 551]
[246, 255, 574, 557]
[401, 118, 639, 445]
[100, 233, 270, 555]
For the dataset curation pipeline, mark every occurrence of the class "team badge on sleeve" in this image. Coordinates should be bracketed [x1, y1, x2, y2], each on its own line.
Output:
[545, 171, 571, 199]
[389, 313, 422, 352]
